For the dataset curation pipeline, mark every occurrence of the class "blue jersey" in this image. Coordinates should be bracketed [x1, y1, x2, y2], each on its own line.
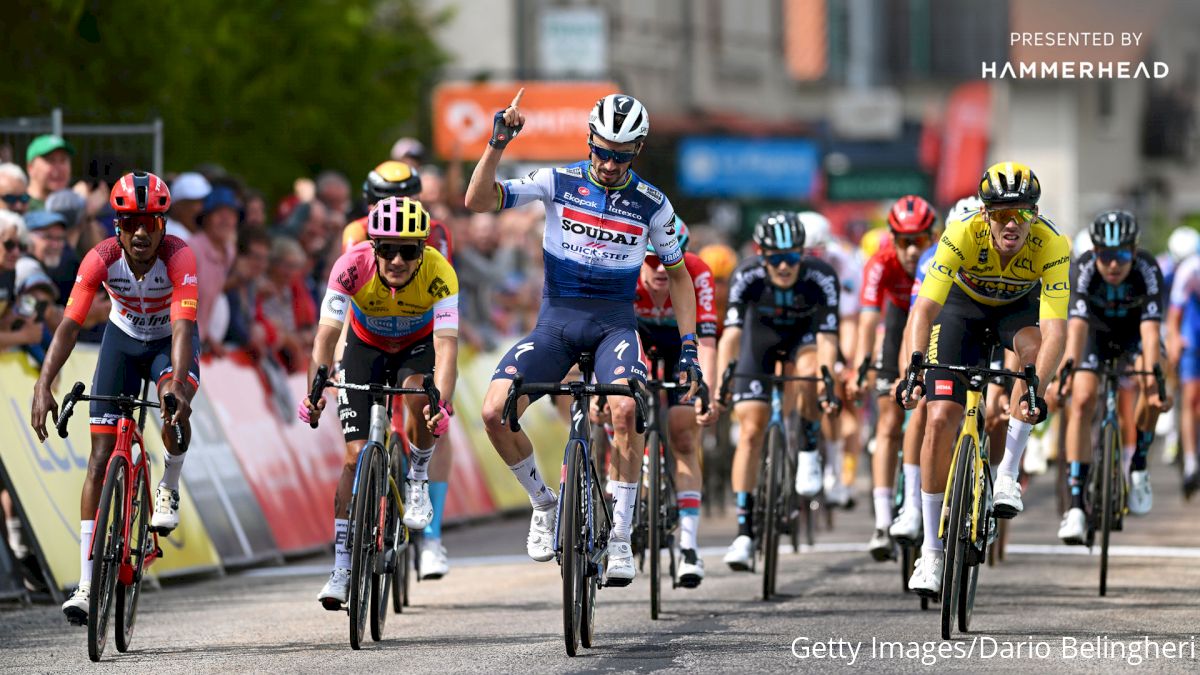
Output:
[497, 161, 682, 301]
[909, 245, 938, 307]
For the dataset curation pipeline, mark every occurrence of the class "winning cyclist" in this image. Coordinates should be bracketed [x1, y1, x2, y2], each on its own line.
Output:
[301, 196, 459, 609]
[466, 90, 701, 586]
[629, 218, 717, 587]
[29, 172, 198, 623]
[845, 195, 937, 560]
[716, 212, 841, 570]
[1048, 211, 1167, 543]
[899, 162, 1070, 594]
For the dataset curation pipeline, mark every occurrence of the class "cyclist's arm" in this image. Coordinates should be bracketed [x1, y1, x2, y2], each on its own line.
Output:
[431, 288, 460, 403]
[854, 309, 881, 375]
[1063, 318, 1088, 368]
[464, 144, 506, 212]
[1035, 318, 1067, 397]
[1167, 306, 1185, 365]
[817, 332, 839, 376]
[716, 326, 741, 396]
[666, 263, 698, 341]
[308, 322, 342, 386]
[37, 248, 107, 390]
[905, 295, 942, 360]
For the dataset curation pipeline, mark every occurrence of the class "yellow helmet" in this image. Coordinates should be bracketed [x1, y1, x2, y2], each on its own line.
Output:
[364, 161, 422, 204]
[698, 243, 738, 279]
[978, 161, 1040, 207]
[860, 226, 888, 259]
[367, 196, 430, 240]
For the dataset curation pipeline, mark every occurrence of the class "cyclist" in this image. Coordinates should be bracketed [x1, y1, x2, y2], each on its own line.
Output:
[466, 90, 702, 586]
[1048, 211, 1167, 543]
[1166, 228, 1200, 498]
[845, 195, 937, 560]
[698, 243, 739, 333]
[29, 171, 198, 623]
[301, 196, 459, 609]
[342, 161, 456, 578]
[899, 162, 1070, 594]
[715, 212, 841, 570]
[629, 217, 717, 587]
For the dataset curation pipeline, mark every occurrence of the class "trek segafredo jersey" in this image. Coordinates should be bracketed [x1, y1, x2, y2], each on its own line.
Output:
[498, 161, 682, 300]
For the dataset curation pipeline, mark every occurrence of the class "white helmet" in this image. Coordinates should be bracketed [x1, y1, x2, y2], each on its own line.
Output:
[1168, 226, 1200, 262]
[1073, 229, 1094, 255]
[950, 196, 983, 222]
[796, 211, 832, 249]
[588, 94, 650, 144]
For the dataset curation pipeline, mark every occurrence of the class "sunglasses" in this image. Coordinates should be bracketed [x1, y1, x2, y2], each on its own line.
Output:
[2, 193, 30, 206]
[3, 239, 20, 252]
[589, 143, 638, 164]
[116, 214, 165, 234]
[375, 241, 423, 261]
[894, 233, 932, 249]
[986, 207, 1037, 225]
[765, 251, 802, 267]
[1095, 248, 1134, 265]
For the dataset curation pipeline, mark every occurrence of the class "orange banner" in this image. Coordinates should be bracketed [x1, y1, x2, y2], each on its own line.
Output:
[433, 81, 619, 161]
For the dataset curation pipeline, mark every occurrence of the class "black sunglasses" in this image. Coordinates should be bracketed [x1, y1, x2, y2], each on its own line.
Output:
[375, 241, 423, 261]
[2, 193, 31, 206]
[589, 143, 638, 164]
[3, 239, 20, 252]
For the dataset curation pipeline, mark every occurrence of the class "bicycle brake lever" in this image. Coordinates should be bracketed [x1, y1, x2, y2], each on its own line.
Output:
[1153, 363, 1166, 401]
[820, 365, 842, 412]
[1057, 358, 1074, 398]
[56, 381, 86, 439]
[163, 393, 183, 446]
[308, 364, 329, 429]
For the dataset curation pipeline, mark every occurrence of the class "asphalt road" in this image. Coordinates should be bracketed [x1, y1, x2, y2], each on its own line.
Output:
[2, 458, 1199, 673]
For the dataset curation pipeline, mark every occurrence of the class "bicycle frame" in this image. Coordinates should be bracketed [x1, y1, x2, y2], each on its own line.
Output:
[939, 385, 989, 544]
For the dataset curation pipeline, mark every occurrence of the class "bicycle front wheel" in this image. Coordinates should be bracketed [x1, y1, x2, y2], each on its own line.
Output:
[89, 456, 128, 662]
[115, 470, 151, 653]
[648, 429, 663, 619]
[1099, 421, 1119, 597]
[761, 423, 786, 601]
[349, 444, 381, 649]
[941, 435, 974, 640]
[371, 470, 400, 641]
[561, 441, 586, 656]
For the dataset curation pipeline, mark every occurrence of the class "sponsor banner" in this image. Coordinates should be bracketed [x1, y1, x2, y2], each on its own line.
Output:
[678, 136, 820, 199]
[0, 350, 221, 590]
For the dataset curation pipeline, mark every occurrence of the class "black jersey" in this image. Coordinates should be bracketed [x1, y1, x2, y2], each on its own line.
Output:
[725, 255, 840, 335]
[1068, 249, 1164, 332]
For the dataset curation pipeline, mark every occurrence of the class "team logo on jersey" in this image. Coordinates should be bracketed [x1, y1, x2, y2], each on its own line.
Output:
[636, 183, 664, 204]
[613, 366, 625, 376]
[505, 365, 518, 375]
[427, 277, 450, 299]
[935, 380, 954, 396]
[183, 274, 198, 286]
[514, 342, 535, 360]
[614, 339, 630, 361]
[578, 186, 591, 196]
[182, 299, 197, 309]
[338, 266, 360, 291]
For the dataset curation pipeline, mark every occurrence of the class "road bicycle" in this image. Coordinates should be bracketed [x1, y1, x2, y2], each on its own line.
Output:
[719, 354, 839, 601]
[307, 365, 438, 649]
[501, 351, 647, 657]
[899, 349, 1038, 640]
[57, 381, 179, 662]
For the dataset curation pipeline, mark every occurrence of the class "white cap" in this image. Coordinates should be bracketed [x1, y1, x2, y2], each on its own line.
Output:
[171, 172, 212, 201]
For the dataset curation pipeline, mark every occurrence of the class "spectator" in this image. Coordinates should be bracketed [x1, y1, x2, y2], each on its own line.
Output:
[390, 137, 425, 167]
[16, 211, 66, 332]
[0, 212, 43, 349]
[455, 211, 521, 350]
[42, 190, 86, 297]
[243, 188, 267, 228]
[224, 228, 271, 353]
[315, 170, 352, 219]
[24, 135, 74, 211]
[190, 186, 242, 350]
[258, 236, 316, 371]
[0, 163, 30, 215]
[165, 171, 212, 241]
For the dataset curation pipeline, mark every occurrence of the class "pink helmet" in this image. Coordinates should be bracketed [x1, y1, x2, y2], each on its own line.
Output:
[367, 196, 430, 240]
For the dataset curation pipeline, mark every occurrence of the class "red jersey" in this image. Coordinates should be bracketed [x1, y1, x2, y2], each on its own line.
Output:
[633, 252, 719, 342]
[860, 245, 915, 312]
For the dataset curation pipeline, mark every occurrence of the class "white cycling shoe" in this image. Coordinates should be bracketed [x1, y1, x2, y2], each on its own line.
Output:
[723, 534, 755, 572]
[1128, 470, 1153, 515]
[420, 541, 450, 580]
[527, 505, 557, 562]
[908, 553, 944, 596]
[795, 451, 823, 498]
[1057, 508, 1088, 545]
[889, 506, 923, 545]
[992, 474, 1024, 519]
[318, 568, 351, 610]
[62, 582, 90, 625]
[150, 486, 180, 533]
[677, 549, 705, 588]
[403, 480, 433, 529]
[604, 539, 635, 586]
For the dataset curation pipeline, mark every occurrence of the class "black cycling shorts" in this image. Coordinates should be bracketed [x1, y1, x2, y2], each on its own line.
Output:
[90, 321, 200, 429]
[339, 328, 434, 442]
[731, 320, 826, 404]
[1076, 328, 1141, 373]
[874, 302, 907, 396]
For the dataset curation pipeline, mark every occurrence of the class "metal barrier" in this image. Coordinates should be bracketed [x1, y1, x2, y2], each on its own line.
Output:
[0, 108, 162, 182]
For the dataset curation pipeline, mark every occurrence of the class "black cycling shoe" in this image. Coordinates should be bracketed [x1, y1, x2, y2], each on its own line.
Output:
[1184, 471, 1200, 501]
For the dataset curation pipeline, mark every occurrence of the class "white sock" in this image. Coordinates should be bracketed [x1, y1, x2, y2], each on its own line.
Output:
[827, 440, 844, 482]
[677, 491, 702, 551]
[920, 491, 944, 554]
[1122, 446, 1135, 476]
[873, 487, 893, 530]
[7, 517, 26, 558]
[160, 451, 185, 490]
[1185, 452, 1199, 476]
[998, 419, 1033, 479]
[79, 520, 96, 585]
[903, 464, 922, 512]
[333, 518, 351, 570]
[408, 444, 434, 481]
[610, 481, 637, 542]
[509, 454, 556, 508]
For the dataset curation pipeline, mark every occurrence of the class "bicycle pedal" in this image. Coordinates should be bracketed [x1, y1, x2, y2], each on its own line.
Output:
[320, 598, 344, 612]
[65, 610, 88, 627]
[151, 525, 176, 537]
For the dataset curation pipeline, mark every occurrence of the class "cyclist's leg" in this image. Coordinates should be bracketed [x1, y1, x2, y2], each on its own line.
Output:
[594, 324, 649, 540]
[794, 344, 826, 497]
[392, 338, 439, 529]
[1059, 364, 1100, 541]
[870, 303, 906, 544]
[1130, 344, 1167, 514]
[145, 325, 200, 532]
[991, 292, 1042, 513]
[1180, 346, 1200, 495]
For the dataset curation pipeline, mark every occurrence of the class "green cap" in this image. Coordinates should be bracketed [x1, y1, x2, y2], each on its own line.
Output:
[26, 135, 76, 164]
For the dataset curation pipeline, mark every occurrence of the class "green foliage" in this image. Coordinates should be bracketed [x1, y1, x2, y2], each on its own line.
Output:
[0, 0, 446, 200]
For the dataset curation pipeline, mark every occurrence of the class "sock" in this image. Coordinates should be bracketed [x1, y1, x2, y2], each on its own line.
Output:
[407, 444, 435, 481]
[921, 491, 944, 554]
[736, 491, 754, 537]
[334, 518, 351, 569]
[160, 451, 185, 490]
[1132, 431, 1154, 472]
[677, 491, 701, 551]
[610, 481, 637, 542]
[998, 419, 1033, 479]
[873, 487, 893, 530]
[903, 464, 922, 512]
[7, 517, 26, 558]
[1185, 452, 1199, 476]
[423, 481, 449, 539]
[79, 520, 95, 585]
[842, 452, 858, 486]
[827, 440, 845, 483]
[802, 419, 821, 452]
[508, 454, 556, 508]
[1122, 446, 1135, 476]
[1068, 462, 1091, 510]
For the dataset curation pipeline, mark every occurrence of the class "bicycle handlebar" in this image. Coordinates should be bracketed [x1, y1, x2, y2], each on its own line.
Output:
[899, 351, 1040, 417]
[56, 382, 86, 439]
[308, 364, 441, 430]
[856, 357, 874, 389]
[716, 360, 840, 411]
[307, 364, 329, 429]
[1055, 358, 1166, 402]
[501, 375, 648, 434]
[55, 382, 175, 440]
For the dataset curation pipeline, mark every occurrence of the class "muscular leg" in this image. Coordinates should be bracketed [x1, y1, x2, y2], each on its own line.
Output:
[919, 400, 965, 554]
[669, 406, 703, 551]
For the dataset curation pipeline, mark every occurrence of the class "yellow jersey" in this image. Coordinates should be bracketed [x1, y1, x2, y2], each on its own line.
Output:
[919, 210, 1071, 320]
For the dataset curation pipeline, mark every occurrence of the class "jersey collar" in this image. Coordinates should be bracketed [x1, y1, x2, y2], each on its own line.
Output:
[586, 166, 633, 192]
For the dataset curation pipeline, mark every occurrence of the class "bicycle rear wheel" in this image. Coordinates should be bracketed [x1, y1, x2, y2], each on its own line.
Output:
[941, 436, 974, 640]
[761, 423, 786, 601]
[561, 441, 586, 656]
[115, 471, 151, 653]
[371, 470, 399, 641]
[88, 457, 128, 662]
[1099, 422, 1119, 597]
[349, 445, 381, 649]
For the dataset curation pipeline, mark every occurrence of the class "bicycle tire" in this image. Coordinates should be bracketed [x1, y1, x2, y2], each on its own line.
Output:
[115, 471, 151, 653]
[901, 542, 915, 595]
[1099, 421, 1118, 597]
[579, 451, 600, 649]
[349, 445, 380, 650]
[649, 429, 663, 619]
[562, 440, 585, 657]
[371, 470, 399, 641]
[88, 457, 127, 662]
[941, 435, 973, 640]
[762, 424, 786, 601]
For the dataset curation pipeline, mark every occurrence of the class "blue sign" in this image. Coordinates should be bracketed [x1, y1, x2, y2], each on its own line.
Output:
[678, 137, 820, 199]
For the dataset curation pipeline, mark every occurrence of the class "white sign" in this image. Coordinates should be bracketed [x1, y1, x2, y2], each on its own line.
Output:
[539, 7, 607, 78]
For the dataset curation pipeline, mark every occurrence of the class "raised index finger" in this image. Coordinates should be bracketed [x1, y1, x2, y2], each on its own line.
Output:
[509, 87, 525, 110]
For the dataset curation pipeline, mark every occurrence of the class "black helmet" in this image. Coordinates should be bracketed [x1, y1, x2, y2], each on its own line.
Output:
[363, 161, 422, 204]
[753, 211, 804, 250]
[1089, 210, 1139, 248]
[978, 161, 1041, 207]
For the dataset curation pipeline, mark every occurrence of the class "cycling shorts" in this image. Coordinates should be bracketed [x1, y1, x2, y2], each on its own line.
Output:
[1076, 328, 1141, 374]
[90, 321, 200, 429]
[339, 327, 434, 443]
[874, 302, 907, 396]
